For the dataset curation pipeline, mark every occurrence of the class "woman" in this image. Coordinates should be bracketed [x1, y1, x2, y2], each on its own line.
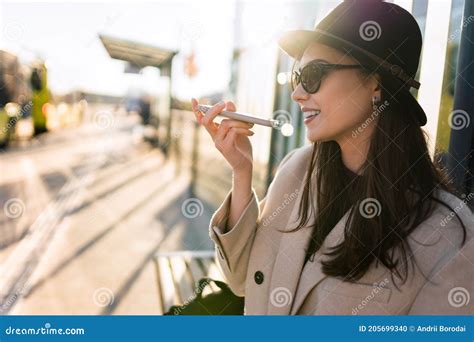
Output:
[191, 0, 473, 315]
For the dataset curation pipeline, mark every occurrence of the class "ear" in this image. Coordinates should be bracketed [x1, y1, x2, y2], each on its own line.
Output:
[371, 73, 382, 102]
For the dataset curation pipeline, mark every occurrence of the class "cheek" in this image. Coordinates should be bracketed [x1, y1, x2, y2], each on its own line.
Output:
[329, 93, 372, 126]
[308, 76, 373, 140]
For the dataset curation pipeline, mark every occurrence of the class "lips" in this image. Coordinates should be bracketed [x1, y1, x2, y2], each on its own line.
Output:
[303, 110, 321, 120]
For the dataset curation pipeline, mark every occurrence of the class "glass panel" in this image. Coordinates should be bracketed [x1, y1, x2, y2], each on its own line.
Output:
[436, 0, 465, 155]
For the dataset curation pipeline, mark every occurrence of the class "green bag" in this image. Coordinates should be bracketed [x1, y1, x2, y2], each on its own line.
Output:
[164, 278, 244, 315]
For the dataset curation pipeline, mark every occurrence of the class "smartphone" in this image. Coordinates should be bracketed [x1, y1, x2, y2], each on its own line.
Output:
[197, 104, 282, 128]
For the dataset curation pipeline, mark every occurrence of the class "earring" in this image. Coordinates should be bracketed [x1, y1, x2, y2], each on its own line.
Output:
[372, 96, 380, 112]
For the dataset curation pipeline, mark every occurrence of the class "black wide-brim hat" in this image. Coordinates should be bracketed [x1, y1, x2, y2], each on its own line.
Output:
[278, 0, 427, 126]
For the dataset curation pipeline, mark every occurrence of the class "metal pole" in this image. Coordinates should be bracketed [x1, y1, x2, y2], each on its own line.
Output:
[190, 121, 199, 197]
[164, 60, 173, 159]
[267, 52, 283, 189]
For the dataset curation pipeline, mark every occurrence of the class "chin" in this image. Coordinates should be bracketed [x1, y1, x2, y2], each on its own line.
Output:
[307, 130, 330, 143]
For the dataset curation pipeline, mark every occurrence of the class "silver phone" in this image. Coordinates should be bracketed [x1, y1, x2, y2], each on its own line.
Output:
[197, 104, 283, 128]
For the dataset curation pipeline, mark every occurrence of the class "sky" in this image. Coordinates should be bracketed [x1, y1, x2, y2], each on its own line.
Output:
[0, 0, 237, 99]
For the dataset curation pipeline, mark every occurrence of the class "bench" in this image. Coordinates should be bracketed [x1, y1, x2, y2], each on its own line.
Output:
[152, 250, 225, 314]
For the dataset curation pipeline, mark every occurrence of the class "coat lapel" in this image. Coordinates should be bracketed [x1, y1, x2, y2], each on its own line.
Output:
[289, 252, 328, 315]
[289, 209, 351, 315]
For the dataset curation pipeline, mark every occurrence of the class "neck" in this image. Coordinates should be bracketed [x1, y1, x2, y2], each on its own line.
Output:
[337, 129, 374, 175]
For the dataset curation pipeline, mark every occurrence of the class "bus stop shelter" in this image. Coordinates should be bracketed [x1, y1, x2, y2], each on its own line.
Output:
[99, 34, 178, 156]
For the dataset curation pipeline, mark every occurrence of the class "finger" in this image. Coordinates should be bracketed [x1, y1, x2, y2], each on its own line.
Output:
[220, 119, 255, 130]
[202, 101, 225, 126]
[225, 101, 236, 112]
[191, 98, 203, 124]
[214, 119, 255, 143]
[224, 128, 253, 164]
[215, 127, 253, 153]
[202, 101, 226, 137]
[224, 127, 254, 140]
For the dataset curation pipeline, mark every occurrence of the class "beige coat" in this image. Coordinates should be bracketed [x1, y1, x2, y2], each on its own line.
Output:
[209, 145, 474, 315]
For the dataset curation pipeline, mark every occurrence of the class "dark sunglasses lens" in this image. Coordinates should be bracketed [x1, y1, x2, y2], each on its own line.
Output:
[291, 71, 299, 91]
[301, 64, 322, 93]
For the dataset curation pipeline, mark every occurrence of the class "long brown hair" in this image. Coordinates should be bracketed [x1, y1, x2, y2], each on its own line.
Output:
[289, 72, 467, 285]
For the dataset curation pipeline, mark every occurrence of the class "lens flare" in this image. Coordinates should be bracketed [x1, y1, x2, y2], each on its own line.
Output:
[280, 123, 294, 137]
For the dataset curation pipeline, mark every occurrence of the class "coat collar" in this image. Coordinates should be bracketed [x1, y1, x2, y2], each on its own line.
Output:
[289, 210, 350, 314]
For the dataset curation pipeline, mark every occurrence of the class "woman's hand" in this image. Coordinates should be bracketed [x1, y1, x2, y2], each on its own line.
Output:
[191, 98, 254, 173]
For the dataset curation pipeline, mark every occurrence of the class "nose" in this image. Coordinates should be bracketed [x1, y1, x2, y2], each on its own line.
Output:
[291, 83, 310, 104]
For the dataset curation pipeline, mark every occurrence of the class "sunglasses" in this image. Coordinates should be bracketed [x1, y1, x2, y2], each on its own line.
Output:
[291, 60, 364, 94]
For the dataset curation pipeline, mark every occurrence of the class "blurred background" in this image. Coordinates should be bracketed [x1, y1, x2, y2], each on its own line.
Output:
[0, 0, 472, 315]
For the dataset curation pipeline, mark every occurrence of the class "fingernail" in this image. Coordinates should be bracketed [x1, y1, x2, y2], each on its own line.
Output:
[218, 100, 224, 105]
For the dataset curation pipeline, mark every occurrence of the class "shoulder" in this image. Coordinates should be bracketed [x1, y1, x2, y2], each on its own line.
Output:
[410, 189, 473, 244]
[436, 190, 473, 231]
[408, 189, 473, 277]
[276, 144, 313, 174]
[264, 144, 313, 201]
[407, 190, 474, 314]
